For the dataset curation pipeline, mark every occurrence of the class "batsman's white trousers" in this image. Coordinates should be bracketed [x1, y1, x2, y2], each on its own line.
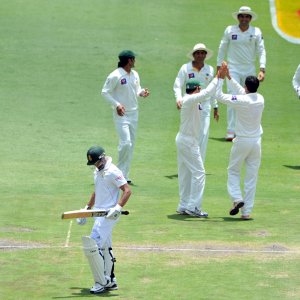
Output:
[227, 136, 261, 216]
[176, 133, 206, 211]
[199, 101, 211, 163]
[90, 216, 119, 249]
[227, 67, 256, 133]
[113, 110, 138, 180]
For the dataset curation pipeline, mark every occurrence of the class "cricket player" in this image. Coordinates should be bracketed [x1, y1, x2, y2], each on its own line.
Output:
[174, 43, 219, 162]
[175, 77, 217, 217]
[101, 50, 150, 184]
[216, 63, 264, 220]
[77, 145, 131, 294]
[217, 6, 266, 141]
[292, 64, 300, 99]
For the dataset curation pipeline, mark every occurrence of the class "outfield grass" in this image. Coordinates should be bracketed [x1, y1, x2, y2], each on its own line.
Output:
[1, 0, 300, 299]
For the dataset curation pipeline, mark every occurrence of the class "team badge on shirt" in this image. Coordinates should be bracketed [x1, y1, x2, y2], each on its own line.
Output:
[120, 78, 127, 85]
[231, 95, 237, 101]
[115, 175, 125, 182]
[232, 34, 238, 40]
[188, 73, 195, 78]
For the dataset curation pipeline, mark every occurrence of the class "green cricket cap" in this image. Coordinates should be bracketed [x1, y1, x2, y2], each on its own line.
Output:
[86, 146, 105, 165]
[186, 78, 204, 90]
[118, 50, 136, 59]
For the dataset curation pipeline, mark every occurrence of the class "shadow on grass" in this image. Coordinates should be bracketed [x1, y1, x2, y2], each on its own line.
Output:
[222, 217, 254, 222]
[209, 137, 232, 143]
[283, 165, 300, 170]
[165, 173, 212, 179]
[167, 214, 253, 222]
[52, 287, 119, 298]
[165, 174, 178, 179]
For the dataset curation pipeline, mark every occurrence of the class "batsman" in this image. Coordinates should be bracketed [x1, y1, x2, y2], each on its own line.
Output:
[77, 145, 131, 294]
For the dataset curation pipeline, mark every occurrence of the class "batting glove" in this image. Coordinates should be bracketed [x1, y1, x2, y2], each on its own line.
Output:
[76, 217, 87, 225]
[76, 205, 90, 225]
[106, 204, 122, 220]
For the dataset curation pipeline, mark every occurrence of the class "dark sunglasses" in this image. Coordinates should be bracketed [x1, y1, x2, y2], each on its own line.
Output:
[238, 14, 252, 19]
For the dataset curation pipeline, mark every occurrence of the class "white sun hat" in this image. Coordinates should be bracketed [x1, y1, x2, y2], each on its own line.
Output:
[187, 43, 213, 60]
[232, 6, 257, 21]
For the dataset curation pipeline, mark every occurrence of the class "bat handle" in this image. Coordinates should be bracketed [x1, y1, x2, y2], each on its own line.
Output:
[121, 211, 129, 215]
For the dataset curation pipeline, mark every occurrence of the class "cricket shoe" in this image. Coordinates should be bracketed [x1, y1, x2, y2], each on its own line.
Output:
[176, 208, 188, 215]
[241, 215, 251, 220]
[229, 201, 244, 216]
[185, 208, 208, 218]
[90, 282, 106, 294]
[105, 278, 118, 291]
[225, 132, 235, 141]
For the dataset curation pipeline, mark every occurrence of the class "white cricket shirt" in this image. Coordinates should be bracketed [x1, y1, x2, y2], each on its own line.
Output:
[93, 157, 127, 209]
[216, 78, 264, 138]
[217, 25, 266, 70]
[178, 78, 217, 139]
[102, 67, 143, 112]
[292, 64, 300, 97]
[174, 62, 217, 108]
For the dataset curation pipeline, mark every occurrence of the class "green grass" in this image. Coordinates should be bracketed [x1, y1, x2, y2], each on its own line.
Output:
[1, 0, 300, 299]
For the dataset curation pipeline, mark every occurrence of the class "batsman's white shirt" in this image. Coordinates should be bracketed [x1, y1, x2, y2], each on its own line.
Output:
[102, 67, 144, 111]
[93, 157, 127, 210]
[292, 64, 300, 98]
[217, 25, 266, 71]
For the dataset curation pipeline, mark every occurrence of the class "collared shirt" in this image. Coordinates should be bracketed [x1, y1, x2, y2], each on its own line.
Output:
[217, 25, 266, 69]
[178, 78, 217, 139]
[93, 157, 127, 209]
[102, 67, 143, 112]
[216, 78, 264, 138]
[173, 62, 217, 108]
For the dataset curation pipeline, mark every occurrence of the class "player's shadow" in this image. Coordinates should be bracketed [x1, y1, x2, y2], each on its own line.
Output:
[165, 174, 212, 179]
[222, 217, 253, 222]
[52, 287, 119, 298]
[168, 215, 253, 222]
[209, 137, 231, 143]
[283, 165, 300, 170]
[165, 174, 178, 179]
[167, 214, 210, 221]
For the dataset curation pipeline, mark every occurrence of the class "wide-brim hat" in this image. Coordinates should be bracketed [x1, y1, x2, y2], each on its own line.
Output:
[187, 43, 213, 61]
[232, 6, 257, 21]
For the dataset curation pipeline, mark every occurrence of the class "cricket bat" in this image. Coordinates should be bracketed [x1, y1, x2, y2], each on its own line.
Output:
[61, 209, 129, 219]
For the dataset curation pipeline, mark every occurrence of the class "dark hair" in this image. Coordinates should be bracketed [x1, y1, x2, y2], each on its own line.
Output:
[186, 88, 197, 94]
[245, 76, 259, 93]
[118, 57, 130, 68]
[117, 56, 135, 68]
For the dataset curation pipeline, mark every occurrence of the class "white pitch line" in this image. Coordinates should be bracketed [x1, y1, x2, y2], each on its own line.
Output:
[64, 220, 73, 247]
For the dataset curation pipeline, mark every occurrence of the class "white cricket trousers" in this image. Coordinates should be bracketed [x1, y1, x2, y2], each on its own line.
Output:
[199, 101, 211, 162]
[90, 216, 119, 248]
[227, 136, 261, 215]
[176, 133, 206, 211]
[227, 67, 256, 133]
[113, 110, 138, 180]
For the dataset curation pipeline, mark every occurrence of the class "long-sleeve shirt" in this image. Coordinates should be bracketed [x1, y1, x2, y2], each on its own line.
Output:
[173, 62, 218, 109]
[292, 64, 300, 98]
[216, 78, 264, 138]
[101, 67, 144, 112]
[178, 78, 217, 139]
[217, 25, 266, 71]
